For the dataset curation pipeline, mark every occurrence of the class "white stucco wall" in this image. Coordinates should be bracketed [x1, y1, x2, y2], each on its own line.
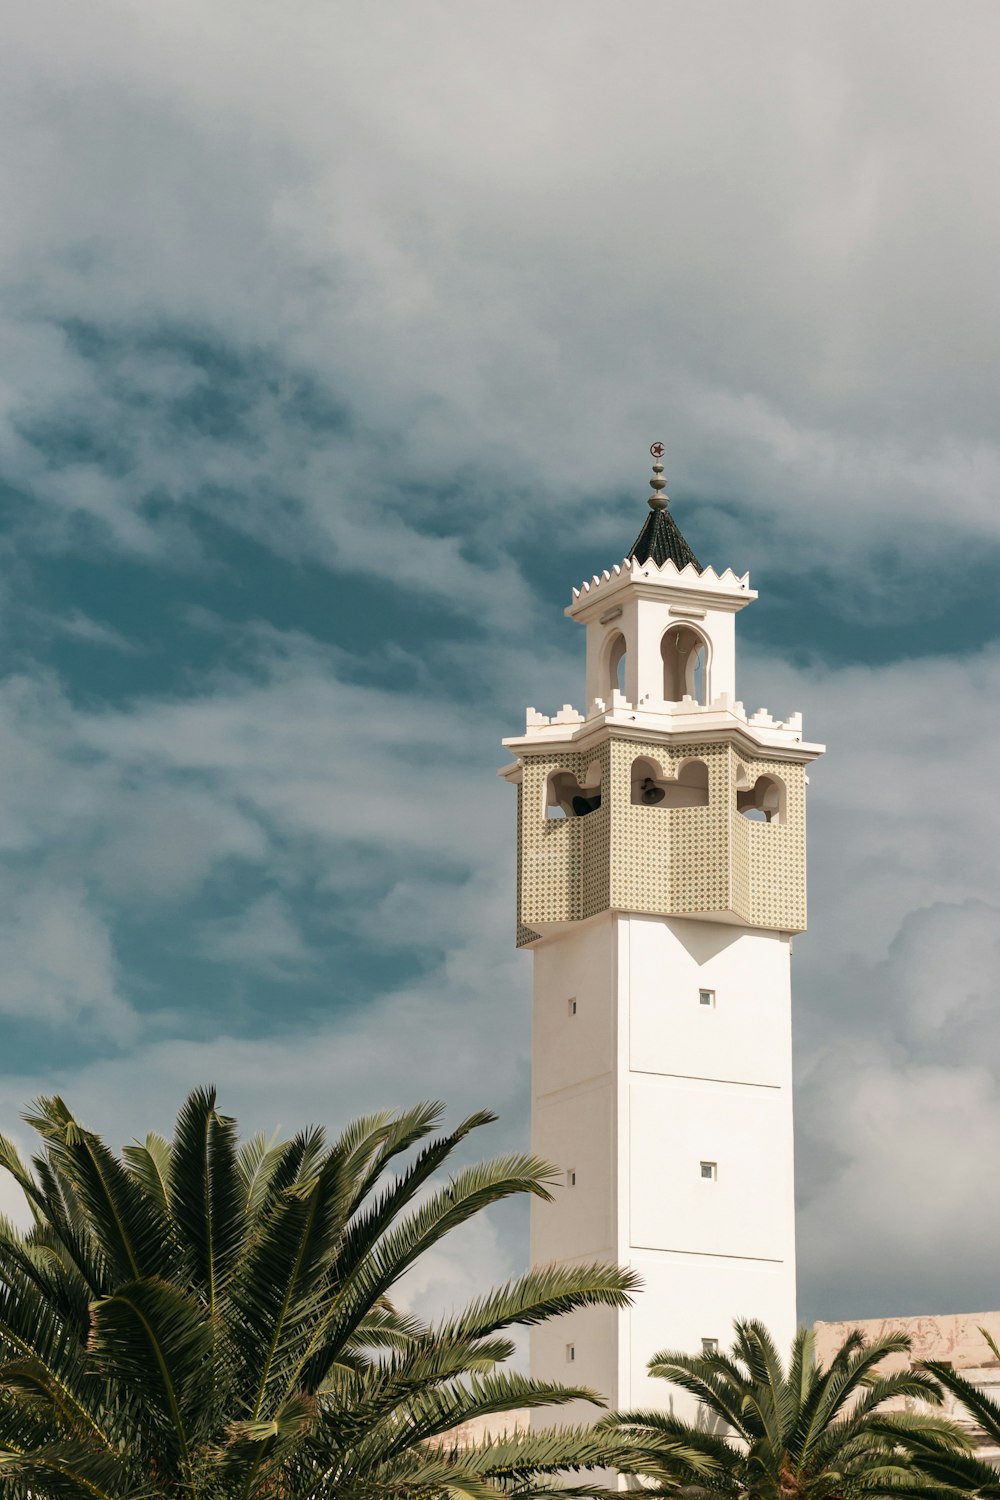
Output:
[529, 911, 796, 1420]
[627, 1252, 796, 1410]
[533, 918, 616, 1098]
[628, 1078, 792, 1260]
[625, 915, 792, 1088]
[533, 1083, 615, 1263]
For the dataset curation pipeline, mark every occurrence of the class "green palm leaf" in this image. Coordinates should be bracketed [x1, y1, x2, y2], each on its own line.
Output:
[121, 1134, 173, 1216]
[88, 1277, 213, 1483]
[235, 1130, 287, 1219]
[167, 1087, 245, 1309]
[0, 1441, 132, 1500]
[23, 1099, 171, 1288]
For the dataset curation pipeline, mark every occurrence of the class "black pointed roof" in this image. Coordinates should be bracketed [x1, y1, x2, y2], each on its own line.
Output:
[628, 503, 701, 571]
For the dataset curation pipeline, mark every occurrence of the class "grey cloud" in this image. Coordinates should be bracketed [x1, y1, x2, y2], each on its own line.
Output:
[0, 629, 513, 1010]
[2, 1, 1000, 607]
[197, 892, 314, 977]
[0, 930, 530, 1180]
[0, 881, 135, 1038]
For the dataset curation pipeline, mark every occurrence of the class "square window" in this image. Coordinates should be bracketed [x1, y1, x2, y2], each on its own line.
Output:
[702, 1337, 719, 1356]
[567, 1169, 577, 1187]
[699, 988, 715, 1007]
[568, 997, 578, 1016]
[700, 1161, 718, 1181]
[566, 1343, 576, 1363]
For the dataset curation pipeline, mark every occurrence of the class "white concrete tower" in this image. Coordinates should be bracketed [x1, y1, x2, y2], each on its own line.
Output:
[499, 448, 824, 1421]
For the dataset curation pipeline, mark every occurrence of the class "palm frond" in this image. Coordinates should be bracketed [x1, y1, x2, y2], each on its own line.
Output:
[121, 1135, 172, 1215]
[643, 1349, 752, 1439]
[462, 1423, 644, 1481]
[430, 1262, 639, 1347]
[0, 1441, 132, 1500]
[23, 1099, 170, 1288]
[0, 1275, 113, 1454]
[168, 1086, 245, 1310]
[236, 1129, 288, 1219]
[923, 1358, 1000, 1446]
[88, 1277, 212, 1485]
[230, 1138, 356, 1420]
[0, 1089, 630, 1500]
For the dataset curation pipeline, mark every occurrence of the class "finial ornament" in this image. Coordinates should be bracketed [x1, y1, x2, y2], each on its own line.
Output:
[648, 441, 668, 510]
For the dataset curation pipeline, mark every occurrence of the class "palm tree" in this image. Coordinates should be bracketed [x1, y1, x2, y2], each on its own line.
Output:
[920, 1334, 1000, 1498]
[0, 1087, 639, 1499]
[605, 1318, 976, 1500]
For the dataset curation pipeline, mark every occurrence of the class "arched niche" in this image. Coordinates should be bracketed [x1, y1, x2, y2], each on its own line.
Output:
[545, 761, 603, 820]
[603, 631, 627, 700]
[737, 772, 786, 824]
[631, 755, 709, 809]
[661, 624, 709, 704]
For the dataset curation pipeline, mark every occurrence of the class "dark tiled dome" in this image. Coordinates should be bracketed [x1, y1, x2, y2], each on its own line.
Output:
[627, 505, 701, 571]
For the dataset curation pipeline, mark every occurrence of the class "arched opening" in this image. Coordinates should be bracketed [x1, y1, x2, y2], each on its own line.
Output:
[606, 632, 627, 700]
[661, 625, 708, 705]
[737, 773, 786, 825]
[545, 763, 603, 820]
[676, 758, 710, 806]
[631, 755, 710, 809]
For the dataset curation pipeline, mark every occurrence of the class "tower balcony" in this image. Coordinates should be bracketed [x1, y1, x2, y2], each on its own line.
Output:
[501, 717, 823, 946]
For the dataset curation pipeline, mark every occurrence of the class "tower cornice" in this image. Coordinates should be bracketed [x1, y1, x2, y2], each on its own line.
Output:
[567, 556, 756, 624]
[501, 704, 824, 772]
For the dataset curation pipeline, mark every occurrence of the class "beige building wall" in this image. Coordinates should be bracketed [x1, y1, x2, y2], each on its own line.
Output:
[432, 1411, 530, 1449]
[815, 1312, 1000, 1456]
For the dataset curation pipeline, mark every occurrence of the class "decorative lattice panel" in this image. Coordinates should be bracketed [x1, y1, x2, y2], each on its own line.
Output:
[516, 744, 611, 930]
[610, 739, 730, 916]
[515, 781, 543, 947]
[729, 748, 807, 931]
[514, 730, 807, 938]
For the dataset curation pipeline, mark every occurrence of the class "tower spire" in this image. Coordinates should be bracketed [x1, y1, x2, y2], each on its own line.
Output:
[648, 441, 669, 509]
[627, 442, 702, 571]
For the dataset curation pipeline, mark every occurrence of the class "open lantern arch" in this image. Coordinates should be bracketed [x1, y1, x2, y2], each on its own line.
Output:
[660, 622, 710, 704]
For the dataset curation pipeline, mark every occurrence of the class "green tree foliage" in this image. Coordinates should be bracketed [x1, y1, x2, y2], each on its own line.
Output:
[921, 1332, 1000, 1499]
[0, 1088, 639, 1499]
[605, 1318, 977, 1500]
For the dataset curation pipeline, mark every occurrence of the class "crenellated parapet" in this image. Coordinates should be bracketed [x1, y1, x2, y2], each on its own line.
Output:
[570, 554, 753, 605]
[510, 692, 812, 757]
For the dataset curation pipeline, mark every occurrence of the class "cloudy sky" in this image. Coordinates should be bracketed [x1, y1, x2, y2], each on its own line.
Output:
[1, 0, 999, 1329]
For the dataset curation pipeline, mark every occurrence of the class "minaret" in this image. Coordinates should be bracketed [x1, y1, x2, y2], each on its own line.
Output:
[499, 447, 824, 1420]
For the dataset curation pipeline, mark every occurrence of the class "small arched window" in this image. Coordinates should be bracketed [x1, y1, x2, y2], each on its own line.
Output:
[631, 755, 664, 806]
[607, 632, 627, 699]
[676, 758, 710, 806]
[737, 773, 786, 825]
[546, 765, 603, 820]
[661, 625, 708, 704]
